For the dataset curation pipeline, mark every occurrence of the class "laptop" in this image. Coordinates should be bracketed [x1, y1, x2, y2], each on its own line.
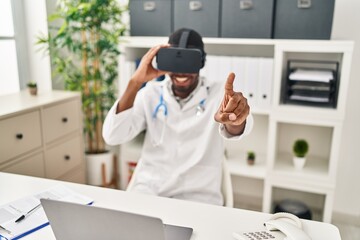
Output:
[41, 199, 193, 240]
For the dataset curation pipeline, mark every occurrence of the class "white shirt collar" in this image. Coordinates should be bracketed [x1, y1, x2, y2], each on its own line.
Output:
[166, 76, 204, 109]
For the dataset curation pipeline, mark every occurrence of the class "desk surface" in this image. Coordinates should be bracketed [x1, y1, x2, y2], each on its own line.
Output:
[0, 173, 341, 240]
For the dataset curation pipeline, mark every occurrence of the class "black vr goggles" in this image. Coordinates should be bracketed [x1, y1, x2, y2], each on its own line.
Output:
[156, 31, 205, 74]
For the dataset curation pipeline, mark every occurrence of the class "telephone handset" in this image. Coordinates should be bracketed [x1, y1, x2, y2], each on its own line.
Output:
[233, 212, 312, 240]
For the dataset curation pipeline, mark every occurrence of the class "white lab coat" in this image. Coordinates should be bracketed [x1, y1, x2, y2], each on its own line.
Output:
[103, 77, 253, 205]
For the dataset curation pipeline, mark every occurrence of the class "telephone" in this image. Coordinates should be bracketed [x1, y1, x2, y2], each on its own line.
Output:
[232, 212, 311, 240]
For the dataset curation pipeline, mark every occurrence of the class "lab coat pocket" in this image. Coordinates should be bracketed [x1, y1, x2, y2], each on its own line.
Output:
[183, 165, 221, 193]
[149, 115, 167, 147]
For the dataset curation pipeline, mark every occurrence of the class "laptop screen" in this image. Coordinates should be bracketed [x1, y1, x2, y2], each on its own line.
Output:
[41, 199, 192, 240]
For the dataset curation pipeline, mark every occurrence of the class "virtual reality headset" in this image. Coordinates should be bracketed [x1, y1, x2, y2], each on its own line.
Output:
[156, 31, 205, 74]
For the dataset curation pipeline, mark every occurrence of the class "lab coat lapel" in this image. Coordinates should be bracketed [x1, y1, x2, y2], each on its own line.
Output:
[162, 79, 181, 112]
[182, 84, 207, 112]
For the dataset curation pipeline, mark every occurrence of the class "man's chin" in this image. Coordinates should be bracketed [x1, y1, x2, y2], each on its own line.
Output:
[172, 85, 191, 93]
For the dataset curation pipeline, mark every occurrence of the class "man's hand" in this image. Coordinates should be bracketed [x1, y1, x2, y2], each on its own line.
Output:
[214, 72, 250, 136]
[116, 44, 169, 113]
[131, 44, 170, 84]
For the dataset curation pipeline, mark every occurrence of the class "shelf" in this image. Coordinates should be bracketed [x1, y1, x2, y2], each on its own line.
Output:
[272, 153, 332, 187]
[117, 37, 354, 222]
[227, 157, 266, 180]
[271, 187, 326, 222]
[273, 105, 343, 123]
[251, 108, 271, 116]
[120, 36, 353, 48]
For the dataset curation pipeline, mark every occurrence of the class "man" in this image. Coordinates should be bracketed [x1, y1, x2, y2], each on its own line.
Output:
[103, 28, 253, 205]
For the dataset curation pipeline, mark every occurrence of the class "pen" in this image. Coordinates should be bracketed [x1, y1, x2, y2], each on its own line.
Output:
[15, 203, 41, 223]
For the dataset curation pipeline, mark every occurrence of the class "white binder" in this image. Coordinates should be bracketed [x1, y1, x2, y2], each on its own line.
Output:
[258, 58, 274, 109]
[231, 56, 247, 93]
[245, 57, 260, 108]
[203, 55, 221, 83]
[218, 56, 232, 83]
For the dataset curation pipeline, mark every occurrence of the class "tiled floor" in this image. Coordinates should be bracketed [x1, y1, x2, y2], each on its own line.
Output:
[333, 221, 360, 240]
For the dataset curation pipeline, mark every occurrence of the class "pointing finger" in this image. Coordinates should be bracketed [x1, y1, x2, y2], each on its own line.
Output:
[224, 72, 235, 96]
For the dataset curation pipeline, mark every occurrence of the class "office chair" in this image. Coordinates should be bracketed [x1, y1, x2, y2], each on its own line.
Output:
[221, 157, 234, 207]
[126, 162, 138, 191]
[126, 158, 234, 208]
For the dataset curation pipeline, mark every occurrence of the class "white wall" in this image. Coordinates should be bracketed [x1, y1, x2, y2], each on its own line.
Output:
[22, 0, 52, 93]
[331, 0, 360, 218]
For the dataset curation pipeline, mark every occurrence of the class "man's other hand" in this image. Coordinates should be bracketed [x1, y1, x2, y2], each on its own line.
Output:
[214, 72, 250, 135]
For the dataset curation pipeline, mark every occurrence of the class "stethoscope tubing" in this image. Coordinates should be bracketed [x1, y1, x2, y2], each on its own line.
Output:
[151, 85, 208, 146]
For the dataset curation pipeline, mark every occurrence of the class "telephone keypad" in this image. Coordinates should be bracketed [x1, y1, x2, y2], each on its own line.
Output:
[241, 231, 276, 239]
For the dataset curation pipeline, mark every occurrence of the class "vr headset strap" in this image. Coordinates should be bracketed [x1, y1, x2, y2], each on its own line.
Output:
[178, 31, 190, 48]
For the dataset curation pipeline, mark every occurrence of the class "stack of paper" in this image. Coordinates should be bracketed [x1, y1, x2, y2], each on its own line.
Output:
[287, 68, 335, 105]
[289, 69, 334, 83]
[0, 185, 93, 240]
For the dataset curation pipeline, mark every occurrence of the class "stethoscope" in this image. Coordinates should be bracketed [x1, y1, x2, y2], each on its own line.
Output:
[151, 86, 208, 146]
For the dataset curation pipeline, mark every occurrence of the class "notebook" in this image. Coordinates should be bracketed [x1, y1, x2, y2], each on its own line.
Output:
[0, 185, 93, 240]
[41, 199, 193, 240]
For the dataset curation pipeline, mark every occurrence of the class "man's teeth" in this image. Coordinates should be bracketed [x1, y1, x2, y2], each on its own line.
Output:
[176, 77, 188, 82]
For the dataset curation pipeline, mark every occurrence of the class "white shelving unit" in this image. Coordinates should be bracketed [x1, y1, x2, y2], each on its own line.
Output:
[117, 37, 353, 223]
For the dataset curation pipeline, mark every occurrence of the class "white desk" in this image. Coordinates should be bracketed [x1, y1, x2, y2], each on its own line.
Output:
[0, 172, 341, 240]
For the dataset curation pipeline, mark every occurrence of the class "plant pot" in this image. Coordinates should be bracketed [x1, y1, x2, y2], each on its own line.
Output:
[86, 151, 114, 186]
[29, 87, 37, 96]
[293, 156, 306, 170]
[247, 158, 255, 166]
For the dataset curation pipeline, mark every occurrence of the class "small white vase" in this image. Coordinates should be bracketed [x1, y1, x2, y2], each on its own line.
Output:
[293, 156, 306, 170]
[86, 152, 113, 186]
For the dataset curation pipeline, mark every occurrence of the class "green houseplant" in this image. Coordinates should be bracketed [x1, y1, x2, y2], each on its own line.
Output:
[37, 0, 127, 185]
[246, 151, 256, 165]
[27, 81, 38, 96]
[292, 139, 309, 170]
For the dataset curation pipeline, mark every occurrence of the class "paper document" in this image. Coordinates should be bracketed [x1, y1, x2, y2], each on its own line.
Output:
[290, 95, 330, 103]
[289, 69, 334, 83]
[0, 185, 93, 240]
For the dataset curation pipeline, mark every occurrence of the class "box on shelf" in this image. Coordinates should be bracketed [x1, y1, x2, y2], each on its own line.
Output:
[221, 0, 274, 38]
[273, 0, 335, 40]
[129, 0, 172, 36]
[173, 0, 220, 37]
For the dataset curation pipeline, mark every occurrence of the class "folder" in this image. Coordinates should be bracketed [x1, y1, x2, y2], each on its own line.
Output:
[218, 56, 232, 83]
[204, 55, 221, 83]
[245, 57, 260, 108]
[257, 58, 274, 109]
[0, 185, 93, 240]
[231, 56, 246, 93]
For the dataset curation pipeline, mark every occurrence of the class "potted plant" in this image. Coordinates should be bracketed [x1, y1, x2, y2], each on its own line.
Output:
[27, 81, 37, 96]
[247, 151, 256, 165]
[37, 0, 128, 186]
[292, 139, 309, 170]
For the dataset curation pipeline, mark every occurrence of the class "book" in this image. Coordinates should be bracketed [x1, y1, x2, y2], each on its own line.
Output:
[0, 185, 93, 240]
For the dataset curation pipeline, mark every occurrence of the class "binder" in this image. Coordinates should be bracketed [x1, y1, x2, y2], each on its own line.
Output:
[231, 56, 246, 93]
[218, 56, 232, 83]
[203, 55, 221, 83]
[244, 57, 260, 108]
[0, 185, 93, 240]
[258, 58, 274, 109]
